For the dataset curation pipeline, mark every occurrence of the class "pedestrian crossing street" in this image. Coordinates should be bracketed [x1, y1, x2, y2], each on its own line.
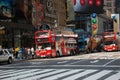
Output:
[0, 69, 120, 80]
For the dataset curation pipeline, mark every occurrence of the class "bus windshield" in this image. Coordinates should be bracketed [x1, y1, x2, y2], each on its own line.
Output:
[38, 43, 51, 50]
[104, 41, 115, 45]
[36, 32, 49, 37]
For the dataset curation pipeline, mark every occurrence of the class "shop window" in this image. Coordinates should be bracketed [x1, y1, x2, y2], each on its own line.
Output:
[106, 2, 112, 7]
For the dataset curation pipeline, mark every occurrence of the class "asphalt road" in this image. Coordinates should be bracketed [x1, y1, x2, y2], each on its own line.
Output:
[1, 53, 120, 80]
[1, 58, 120, 70]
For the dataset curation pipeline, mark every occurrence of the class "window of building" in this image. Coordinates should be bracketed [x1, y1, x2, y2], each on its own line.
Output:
[108, 9, 112, 12]
[39, 0, 44, 4]
[106, 2, 112, 7]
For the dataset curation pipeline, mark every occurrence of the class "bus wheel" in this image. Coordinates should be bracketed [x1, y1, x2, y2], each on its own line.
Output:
[85, 49, 90, 54]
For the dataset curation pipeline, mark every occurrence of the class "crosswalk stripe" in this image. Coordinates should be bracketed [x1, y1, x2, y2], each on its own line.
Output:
[0, 69, 26, 76]
[0, 69, 40, 79]
[21, 69, 68, 80]
[83, 70, 112, 80]
[62, 69, 98, 80]
[105, 72, 120, 80]
[41, 69, 83, 80]
[1, 69, 54, 80]
[0, 70, 18, 73]
[0, 69, 120, 80]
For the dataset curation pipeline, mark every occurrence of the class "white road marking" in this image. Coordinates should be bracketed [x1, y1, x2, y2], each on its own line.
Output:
[30, 62, 43, 65]
[66, 59, 87, 65]
[105, 72, 120, 80]
[103, 59, 118, 66]
[1, 64, 120, 69]
[62, 70, 97, 80]
[90, 60, 99, 63]
[20, 69, 67, 80]
[83, 70, 112, 80]
[0, 69, 39, 79]
[41, 69, 83, 80]
[0, 69, 19, 74]
[0, 69, 120, 80]
[57, 61, 68, 64]
[1, 69, 54, 80]
[0, 69, 26, 76]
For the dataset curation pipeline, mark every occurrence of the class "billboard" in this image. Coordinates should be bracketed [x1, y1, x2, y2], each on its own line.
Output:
[0, 0, 12, 20]
[0, 0, 33, 23]
[12, 0, 32, 24]
[67, 0, 75, 21]
[111, 14, 120, 33]
[73, 0, 104, 14]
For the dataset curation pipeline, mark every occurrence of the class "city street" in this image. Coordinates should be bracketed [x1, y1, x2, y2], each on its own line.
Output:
[0, 0, 120, 80]
[0, 52, 120, 80]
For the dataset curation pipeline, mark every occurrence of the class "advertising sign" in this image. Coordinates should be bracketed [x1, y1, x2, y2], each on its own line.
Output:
[73, 0, 104, 14]
[111, 14, 120, 33]
[67, 0, 75, 21]
[0, 0, 12, 20]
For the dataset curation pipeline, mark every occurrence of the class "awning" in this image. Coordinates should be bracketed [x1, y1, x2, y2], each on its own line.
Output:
[0, 21, 34, 30]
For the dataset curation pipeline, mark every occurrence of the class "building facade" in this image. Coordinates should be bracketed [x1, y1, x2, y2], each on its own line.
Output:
[66, 0, 114, 35]
[34, 0, 66, 31]
[0, 0, 67, 48]
[0, 0, 34, 48]
[104, 0, 115, 13]
[115, 0, 120, 13]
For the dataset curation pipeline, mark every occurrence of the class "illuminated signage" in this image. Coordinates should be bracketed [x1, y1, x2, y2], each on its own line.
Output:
[73, 0, 104, 14]
[91, 13, 98, 35]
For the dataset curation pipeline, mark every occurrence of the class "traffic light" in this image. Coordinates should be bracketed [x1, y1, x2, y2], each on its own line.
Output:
[91, 13, 98, 35]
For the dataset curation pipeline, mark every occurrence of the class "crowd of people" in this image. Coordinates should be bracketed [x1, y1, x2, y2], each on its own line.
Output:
[9, 47, 35, 60]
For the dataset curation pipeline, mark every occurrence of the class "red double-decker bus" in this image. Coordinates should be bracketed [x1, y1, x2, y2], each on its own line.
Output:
[34, 30, 78, 58]
[102, 32, 117, 51]
[34, 30, 56, 58]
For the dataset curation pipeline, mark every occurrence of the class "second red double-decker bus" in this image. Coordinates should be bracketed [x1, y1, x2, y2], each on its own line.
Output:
[102, 32, 117, 51]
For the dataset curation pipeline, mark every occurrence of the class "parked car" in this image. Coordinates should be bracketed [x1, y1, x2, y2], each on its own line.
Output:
[0, 49, 14, 64]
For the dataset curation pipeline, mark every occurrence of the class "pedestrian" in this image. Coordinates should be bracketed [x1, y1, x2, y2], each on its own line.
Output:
[21, 47, 25, 59]
[27, 48, 31, 59]
[15, 47, 19, 58]
[31, 47, 35, 59]
[18, 48, 23, 60]
[24, 48, 28, 59]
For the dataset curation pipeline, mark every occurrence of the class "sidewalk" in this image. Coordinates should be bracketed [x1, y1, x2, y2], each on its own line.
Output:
[15, 52, 120, 62]
[51, 52, 120, 60]
[14, 56, 35, 62]
[14, 58, 26, 62]
[72, 52, 120, 59]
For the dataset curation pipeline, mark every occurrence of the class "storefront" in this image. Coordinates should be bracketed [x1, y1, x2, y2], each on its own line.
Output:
[0, 22, 34, 48]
